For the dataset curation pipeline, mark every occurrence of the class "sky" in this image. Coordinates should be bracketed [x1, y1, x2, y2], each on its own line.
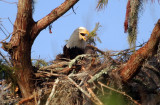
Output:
[0, 0, 160, 61]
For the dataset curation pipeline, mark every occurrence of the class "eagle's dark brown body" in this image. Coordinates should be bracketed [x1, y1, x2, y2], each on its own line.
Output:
[56, 27, 89, 60]
[63, 45, 85, 59]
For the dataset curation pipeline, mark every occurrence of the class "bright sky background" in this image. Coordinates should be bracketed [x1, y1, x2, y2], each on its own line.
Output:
[0, 0, 160, 61]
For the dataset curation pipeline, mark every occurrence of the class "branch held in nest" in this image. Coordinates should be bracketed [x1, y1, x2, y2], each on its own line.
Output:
[67, 74, 104, 105]
[17, 94, 36, 105]
[45, 78, 59, 105]
[67, 75, 91, 98]
[39, 61, 68, 71]
[86, 86, 103, 105]
[68, 54, 92, 68]
[88, 65, 116, 83]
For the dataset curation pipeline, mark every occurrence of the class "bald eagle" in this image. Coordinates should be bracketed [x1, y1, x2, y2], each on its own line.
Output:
[62, 27, 89, 59]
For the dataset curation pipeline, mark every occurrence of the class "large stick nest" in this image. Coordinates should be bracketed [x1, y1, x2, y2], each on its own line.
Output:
[1, 44, 160, 105]
[32, 43, 160, 105]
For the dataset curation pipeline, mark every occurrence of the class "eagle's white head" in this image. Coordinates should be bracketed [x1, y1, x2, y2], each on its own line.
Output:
[66, 27, 89, 49]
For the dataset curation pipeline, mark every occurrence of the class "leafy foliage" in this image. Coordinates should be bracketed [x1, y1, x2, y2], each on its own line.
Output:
[99, 91, 129, 105]
[87, 22, 102, 46]
[0, 58, 18, 93]
[32, 59, 48, 68]
[96, 0, 108, 11]
[0, 59, 12, 80]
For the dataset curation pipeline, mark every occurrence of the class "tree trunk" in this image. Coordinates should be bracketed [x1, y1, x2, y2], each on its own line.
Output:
[6, 0, 34, 98]
[2, 0, 78, 104]
[11, 37, 34, 98]
[119, 19, 160, 82]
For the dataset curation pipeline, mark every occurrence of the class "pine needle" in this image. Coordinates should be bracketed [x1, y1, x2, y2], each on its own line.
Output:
[96, 0, 108, 11]
[87, 22, 102, 45]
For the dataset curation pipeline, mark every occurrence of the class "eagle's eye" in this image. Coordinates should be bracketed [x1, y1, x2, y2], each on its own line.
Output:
[80, 33, 85, 36]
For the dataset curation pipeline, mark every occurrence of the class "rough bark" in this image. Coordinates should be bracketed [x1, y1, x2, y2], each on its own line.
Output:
[7, 0, 34, 98]
[120, 19, 160, 82]
[2, 0, 79, 102]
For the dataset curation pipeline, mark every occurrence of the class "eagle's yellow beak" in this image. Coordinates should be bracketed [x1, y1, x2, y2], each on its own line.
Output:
[81, 36, 86, 41]
[85, 30, 90, 36]
[80, 30, 89, 41]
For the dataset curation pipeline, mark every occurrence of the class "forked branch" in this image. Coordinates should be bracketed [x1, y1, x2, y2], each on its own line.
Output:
[33, 0, 78, 39]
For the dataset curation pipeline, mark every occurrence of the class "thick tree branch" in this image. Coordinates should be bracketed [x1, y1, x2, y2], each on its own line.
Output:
[119, 19, 160, 82]
[32, 0, 78, 39]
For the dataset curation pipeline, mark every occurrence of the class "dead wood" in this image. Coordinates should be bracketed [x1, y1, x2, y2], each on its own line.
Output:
[17, 94, 35, 105]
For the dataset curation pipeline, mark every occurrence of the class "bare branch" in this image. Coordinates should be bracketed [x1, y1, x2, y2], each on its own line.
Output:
[67, 75, 91, 98]
[0, 32, 12, 43]
[45, 78, 59, 105]
[86, 45, 105, 55]
[0, 27, 7, 36]
[86, 86, 103, 105]
[69, 54, 93, 68]
[8, 17, 14, 26]
[39, 61, 68, 70]
[88, 65, 115, 83]
[17, 94, 35, 105]
[0, 24, 9, 34]
[0, 51, 12, 66]
[0, 0, 17, 4]
[33, 0, 78, 39]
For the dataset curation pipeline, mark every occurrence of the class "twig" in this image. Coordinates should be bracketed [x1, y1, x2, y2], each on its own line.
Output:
[45, 78, 59, 105]
[34, 91, 38, 105]
[68, 72, 88, 78]
[8, 17, 14, 26]
[0, 51, 12, 66]
[39, 61, 68, 70]
[62, 7, 78, 17]
[88, 65, 116, 83]
[72, 6, 76, 14]
[17, 94, 35, 105]
[66, 75, 91, 98]
[86, 86, 103, 105]
[67, 75, 104, 105]
[1, 24, 10, 34]
[87, 44, 105, 55]
[98, 81, 141, 105]
[0, 32, 12, 43]
[3, 82, 12, 91]
[0, 0, 17, 4]
[35, 72, 65, 78]
[57, 67, 72, 73]
[69, 54, 92, 68]
[0, 27, 7, 37]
